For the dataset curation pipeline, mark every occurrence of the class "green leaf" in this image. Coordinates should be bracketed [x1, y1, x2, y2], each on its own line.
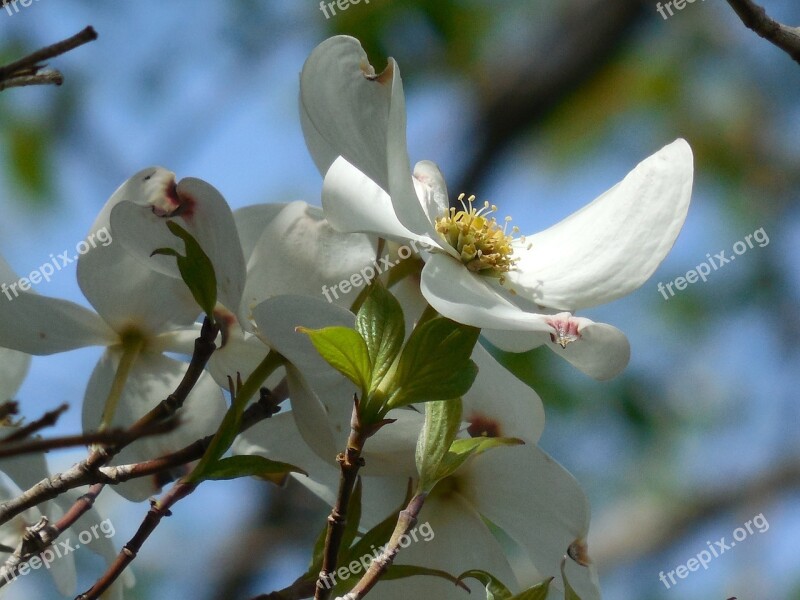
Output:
[415, 399, 463, 493]
[355, 282, 405, 392]
[298, 326, 371, 394]
[382, 564, 469, 590]
[197, 455, 305, 485]
[561, 558, 583, 600]
[512, 578, 553, 600]
[388, 317, 480, 409]
[152, 221, 217, 318]
[432, 436, 524, 485]
[457, 569, 512, 600]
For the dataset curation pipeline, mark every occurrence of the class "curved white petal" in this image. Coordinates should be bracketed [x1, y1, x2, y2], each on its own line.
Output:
[300, 35, 395, 189]
[463, 344, 545, 444]
[545, 316, 630, 381]
[234, 203, 290, 260]
[509, 139, 693, 310]
[109, 175, 246, 314]
[322, 157, 438, 248]
[78, 167, 200, 334]
[82, 349, 226, 502]
[0, 256, 115, 354]
[0, 348, 30, 400]
[243, 200, 380, 313]
[468, 444, 599, 599]
[420, 254, 552, 333]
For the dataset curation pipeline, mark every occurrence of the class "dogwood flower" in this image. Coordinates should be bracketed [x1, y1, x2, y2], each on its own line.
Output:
[0, 168, 228, 501]
[300, 36, 694, 379]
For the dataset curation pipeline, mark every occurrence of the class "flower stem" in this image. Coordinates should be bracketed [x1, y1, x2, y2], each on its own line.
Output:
[99, 335, 145, 430]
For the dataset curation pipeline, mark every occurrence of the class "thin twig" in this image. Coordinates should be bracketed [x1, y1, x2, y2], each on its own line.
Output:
[337, 493, 427, 600]
[75, 480, 196, 600]
[726, 0, 800, 65]
[0, 484, 104, 587]
[315, 398, 369, 600]
[0, 420, 177, 459]
[0, 26, 97, 91]
[0, 403, 69, 444]
[0, 318, 219, 528]
[0, 402, 19, 421]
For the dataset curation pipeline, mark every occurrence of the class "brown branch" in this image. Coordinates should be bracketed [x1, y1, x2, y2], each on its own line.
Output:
[75, 480, 196, 600]
[0, 420, 177, 459]
[0, 403, 69, 444]
[337, 493, 427, 600]
[0, 317, 220, 528]
[314, 398, 369, 600]
[0, 402, 19, 421]
[0, 26, 97, 91]
[0, 484, 104, 587]
[454, 0, 647, 196]
[726, 0, 800, 65]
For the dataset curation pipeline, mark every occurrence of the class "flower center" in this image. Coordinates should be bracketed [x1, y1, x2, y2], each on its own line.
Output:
[435, 194, 519, 282]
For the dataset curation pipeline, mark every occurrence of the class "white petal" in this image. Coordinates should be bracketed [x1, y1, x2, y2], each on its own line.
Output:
[234, 203, 290, 260]
[243, 199, 380, 313]
[509, 139, 693, 310]
[78, 168, 201, 333]
[372, 493, 520, 600]
[322, 157, 437, 247]
[0, 256, 115, 354]
[463, 344, 545, 444]
[252, 295, 356, 452]
[82, 349, 226, 501]
[0, 348, 30, 400]
[300, 35, 396, 189]
[545, 316, 630, 381]
[109, 175, 246, 314]
[468, 444, 599, 599]
[420, 254, 552, 333]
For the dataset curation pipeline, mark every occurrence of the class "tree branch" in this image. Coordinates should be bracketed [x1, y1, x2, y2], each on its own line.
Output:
[726, 0, 800, 65]
[0, 403, 69, 444]
[0, 317, 220, 528]
[0, 484, 104, 587]
[0, 26, 98, 92]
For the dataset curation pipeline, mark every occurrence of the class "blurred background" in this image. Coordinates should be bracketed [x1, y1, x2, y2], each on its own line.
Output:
[1, 0, 799, 598]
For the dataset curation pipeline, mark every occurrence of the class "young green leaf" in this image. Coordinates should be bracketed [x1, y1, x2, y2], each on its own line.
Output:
[355, 282, 405, 392]
[151, 220, 217, 318]
[457, 569, 513, 600]
[387, 317, 480, 409]
[432, 436, 524, 484]
[415, 399, 463, 493]
[381, 564, 470, 591]
[196, 455, 305, 485]
[297, 326, 372, 393]
[511, 578, 553, 600]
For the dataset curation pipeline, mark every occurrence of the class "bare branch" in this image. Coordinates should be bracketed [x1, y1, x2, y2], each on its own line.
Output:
[727, 0, 800, 65]
[0, 26, 97, 91]
[0, 403, 69, 444]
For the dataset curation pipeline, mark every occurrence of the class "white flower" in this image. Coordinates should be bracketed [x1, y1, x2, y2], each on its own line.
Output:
[301, 36, 694, 380]
[0, 168, 230, 501]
